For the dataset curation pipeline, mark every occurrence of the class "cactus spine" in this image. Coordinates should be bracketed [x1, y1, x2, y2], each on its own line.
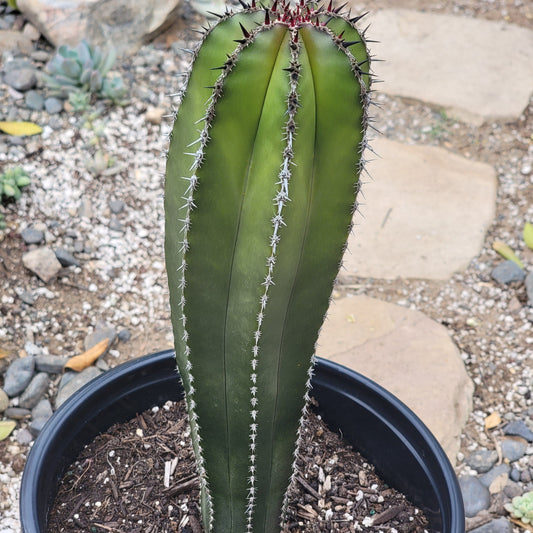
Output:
[164, 1, 372, 531]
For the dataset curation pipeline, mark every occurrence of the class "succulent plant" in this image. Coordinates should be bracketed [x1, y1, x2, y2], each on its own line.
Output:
[164, 1, 372, 531]
[1, 167, 31, 201]
[505, 491, 533, 524]
[40, 39, 127, 105]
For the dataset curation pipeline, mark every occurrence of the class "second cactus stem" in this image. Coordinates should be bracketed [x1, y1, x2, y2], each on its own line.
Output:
[165, 1, 372, 531]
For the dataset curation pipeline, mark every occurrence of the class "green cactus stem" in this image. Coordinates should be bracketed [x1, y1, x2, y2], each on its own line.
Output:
[164, 1, 372, 531]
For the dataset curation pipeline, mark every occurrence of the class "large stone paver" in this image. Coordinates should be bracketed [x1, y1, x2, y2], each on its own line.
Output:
[343, 137, 497, 280]
[317, 295, 474, 463]
[366, 9, 533, 124]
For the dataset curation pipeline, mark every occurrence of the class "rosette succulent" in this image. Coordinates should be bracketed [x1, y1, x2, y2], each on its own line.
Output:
[505, 491, 533, 524]
[40, 40, 127, 105]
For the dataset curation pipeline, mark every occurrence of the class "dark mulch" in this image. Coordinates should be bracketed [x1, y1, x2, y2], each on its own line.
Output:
[47, 400, 430, 533]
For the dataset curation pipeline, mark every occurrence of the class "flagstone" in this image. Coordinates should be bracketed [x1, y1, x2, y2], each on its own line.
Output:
[343, 137, 497, 280]
[365, 9, 533, 124]
[317, 295, 474, 464]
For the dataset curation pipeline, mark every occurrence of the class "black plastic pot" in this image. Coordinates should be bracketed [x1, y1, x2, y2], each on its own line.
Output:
[21, 350, 465, 532]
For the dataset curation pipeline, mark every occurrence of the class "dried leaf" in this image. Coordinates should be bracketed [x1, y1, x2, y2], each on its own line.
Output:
[0, 420, 16, 441]
[0, 348, 8, 359]
[524, 223, 533, 250]
[64, 338, 109, 371]
[0, 121, 42, 136]
[492, 241, 524, 269]
[484, 411, 502, 431]
[510, 518, 533, 532]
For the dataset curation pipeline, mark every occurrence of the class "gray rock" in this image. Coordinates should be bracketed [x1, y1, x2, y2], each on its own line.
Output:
[109, 199, 125, 214]
[22, 246, 62, 283]
[501, 437, 528, 462]
[117, 328, 132, 342]
[24, 89, 44, 111]
[20, 226, 44, 244]
[19, 372, 50, 409]
[526, 272, 533, 307]
[78, 197, 93, 219]
[503, 481, 523, 499]
[59, 370, 77, 389]
[469, 518, 513, 533]
[15, 427, 34, 445]
[84, 321, 116, 351]
[30, 50, 50, 62]
[29, 417, 48, 437]
[504, 419, 533, 442]
[31, 398, 53, 421]
[491, 260, 526, 284]
[19, 290, 36, 305]
[479, 463, 510, 487]
[465, 449, 498, 473]
[4, 68, 37, 91]
[459, 475, 491, 517]
[510, 466, 521, 482]
[0, 388, 9, 412]
[4, 59, 34, 72]
[35, 354, 68, 373]
[3, 356, 35, 397]
[54, 248, 80, 267]
[44, 97, 63, 114]
[521, 469, 532, 483]
[4, 407, 32, 419]
[55, 366, 102, 408]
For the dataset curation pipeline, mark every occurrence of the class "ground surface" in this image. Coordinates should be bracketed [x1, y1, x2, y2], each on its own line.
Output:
[1, 0, 533, 531]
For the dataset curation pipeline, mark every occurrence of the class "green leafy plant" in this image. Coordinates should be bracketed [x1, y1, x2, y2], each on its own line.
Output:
[40, 39, 127, 106]
[505, 491, 533, 524]
[0, 167, 31, 229]
[164, 1, 371, 531]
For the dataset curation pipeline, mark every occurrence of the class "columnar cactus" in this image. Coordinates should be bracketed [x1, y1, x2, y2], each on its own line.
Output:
[164, 1, 372, 531]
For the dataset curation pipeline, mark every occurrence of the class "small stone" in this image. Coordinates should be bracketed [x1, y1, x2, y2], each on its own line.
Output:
[20, 226, 44, 244]
[526, 272, 533, 307]
[4, 407, 32, 420]
[22, 22, 40, 41]
[55, 366, 102, 408]
[4, 68, 37, 91]
[24, 89, 44, 111]
[504, 419, 533, 442]
[24, 342, 43, 357]
[469, 518, 513, 533]
[29, 417, 48, 437]
[109, 199, 125, 214]
[19, 290, 36, 305]
[15, 427, 34, 445]
[521, 164, 532, 176]
[465, 449, 498, 473]
[491, 260, 526, 284]
[459, 475, 491, 517]
[54, 248, 80, 267]
[500, 437, 528, 462]
[84, 321, 117, 351]
[479, 463, 510, 487]
[145, 106, 165, 125]
[35, 354, 68, 373]
[109, 218, 123, 232]
[3, 356, 35, 397]
[19, 372, 50, 409]
[504, 481, 523, 499]
[22, 246, 62, 283]
[79, 197, 93, 219]
[44, 97, 63, 114]
[520, 469, 532, 483]
[30, 50, 50, 62]
[510, 466, 521, 482]
[0, 388, 9, 412]
[31, 398, 53, 421]
[117, 328, 132, 342]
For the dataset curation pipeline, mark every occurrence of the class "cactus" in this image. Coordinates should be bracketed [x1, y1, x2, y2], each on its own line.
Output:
[40, 40, 127, 105]
[164, 1, 372, 531]
[505, 491, 533, 524]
